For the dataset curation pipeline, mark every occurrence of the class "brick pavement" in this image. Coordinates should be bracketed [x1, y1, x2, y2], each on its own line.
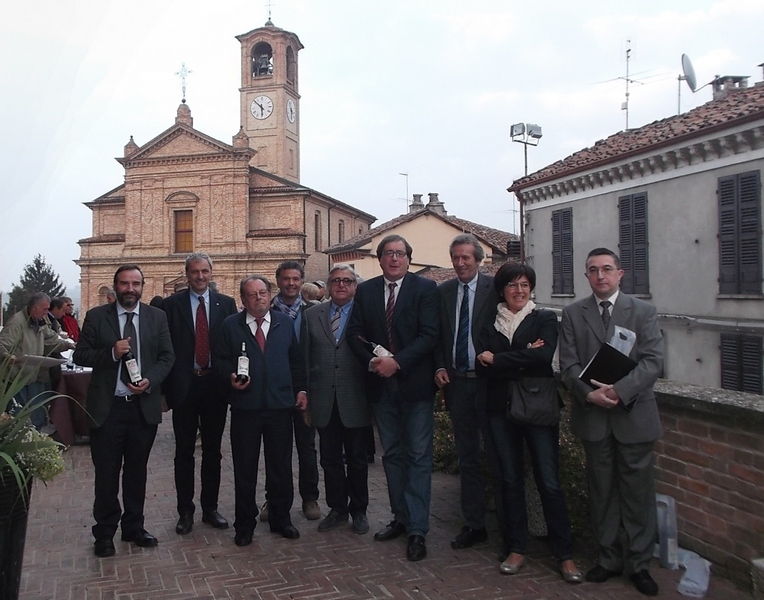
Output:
[20, 419, 751, 599]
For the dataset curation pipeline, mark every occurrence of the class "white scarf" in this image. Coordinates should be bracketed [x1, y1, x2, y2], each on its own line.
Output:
[494, 300, 536, 343]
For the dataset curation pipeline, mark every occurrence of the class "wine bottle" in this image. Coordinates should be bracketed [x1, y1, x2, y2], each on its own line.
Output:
[236, 342, 250, 382]
[357, 336, 393, 357]
[123, 349, 142, 384]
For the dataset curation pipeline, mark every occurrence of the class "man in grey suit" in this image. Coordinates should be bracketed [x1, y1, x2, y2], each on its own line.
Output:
[74, 264, 175, 558]
[304, 264, 372, 535]
[434, 234, 497, 550]
[559, 247, 664, 597]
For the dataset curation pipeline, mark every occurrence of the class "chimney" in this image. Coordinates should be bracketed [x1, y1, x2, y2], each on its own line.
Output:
[712, 75, 749, 101]
[426, 192, 446, 215]
[409, 193, 424, 213]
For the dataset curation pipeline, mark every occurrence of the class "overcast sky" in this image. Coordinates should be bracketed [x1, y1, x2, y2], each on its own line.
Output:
[1, 0, 761, 296]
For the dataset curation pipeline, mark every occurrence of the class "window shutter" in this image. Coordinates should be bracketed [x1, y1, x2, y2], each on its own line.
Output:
[561, 208, 574, 294]
[741, 336, 763, 394]
[738, 171, 761, 294]
[720, 334, 763, 394]
[718, 175, 738, 293]
[619, 195, 633, 293]
[720, 334, 739, 390]
[552, 210, 562, 294]
[632, 193, 649, 294]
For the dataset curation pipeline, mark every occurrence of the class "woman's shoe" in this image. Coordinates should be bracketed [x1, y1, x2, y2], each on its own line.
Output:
[560, 560, 583, 584]
[499, 553, 525, 575]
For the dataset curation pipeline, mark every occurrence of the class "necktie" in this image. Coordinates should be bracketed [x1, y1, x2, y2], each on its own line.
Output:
[455, 284, 470, 372]
[195, 296, 210, 368]
[255, 317, 266, 352]
[331, 307, 341, 343]
[385, 282, 397, 352]
[600, 300, 612, 333]
[120, 312, 137, 386]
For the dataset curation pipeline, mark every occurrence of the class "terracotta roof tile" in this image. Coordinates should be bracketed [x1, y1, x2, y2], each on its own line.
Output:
[511, 83, 764, 191]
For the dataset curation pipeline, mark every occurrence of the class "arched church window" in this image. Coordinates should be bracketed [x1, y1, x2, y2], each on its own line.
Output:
[252, 42, 273, 77]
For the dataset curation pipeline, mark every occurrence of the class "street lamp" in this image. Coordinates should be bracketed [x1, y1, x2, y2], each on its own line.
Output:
[510, 122, 543, 261]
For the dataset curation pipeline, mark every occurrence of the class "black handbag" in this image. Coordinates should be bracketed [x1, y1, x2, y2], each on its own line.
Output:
[507, 377, 564, 427]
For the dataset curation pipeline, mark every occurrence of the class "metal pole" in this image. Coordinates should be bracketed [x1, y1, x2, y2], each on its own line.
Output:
[520, 143, 528, 261]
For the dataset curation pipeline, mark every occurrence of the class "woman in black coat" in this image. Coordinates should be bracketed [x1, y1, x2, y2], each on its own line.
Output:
[476, 262, 582, 583]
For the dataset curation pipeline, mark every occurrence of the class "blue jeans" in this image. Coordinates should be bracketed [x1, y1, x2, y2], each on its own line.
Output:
[14, 381, 50, 430]
[372, 393, 433, 537]
[489, 412, 573, 561]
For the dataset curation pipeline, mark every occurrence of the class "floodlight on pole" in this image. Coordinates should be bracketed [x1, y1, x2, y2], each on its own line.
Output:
[510, 122, 543, 261]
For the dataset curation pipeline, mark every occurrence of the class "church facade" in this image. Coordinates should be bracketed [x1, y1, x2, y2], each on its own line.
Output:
[77, 20, 375, 312]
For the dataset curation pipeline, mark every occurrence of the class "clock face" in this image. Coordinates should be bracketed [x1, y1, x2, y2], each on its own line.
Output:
[250, 95, 274, 120]
[286, 98, 296, 123]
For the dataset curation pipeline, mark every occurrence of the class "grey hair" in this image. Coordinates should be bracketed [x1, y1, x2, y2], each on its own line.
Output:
[328, 263, 358, 282]
[239, 275, 271, 297]
[449, 233, 485, 261]
[185, 252, 213, 271]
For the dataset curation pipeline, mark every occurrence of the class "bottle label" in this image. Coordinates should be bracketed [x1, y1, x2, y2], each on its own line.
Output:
[237, 356, 249, 378]
[125, 358, 142, 384]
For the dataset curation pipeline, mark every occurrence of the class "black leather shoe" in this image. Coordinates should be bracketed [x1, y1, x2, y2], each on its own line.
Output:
[93, 538, 115, 557]
[271, 524, 300, 539]
[450, 526, 488, 549]
[234, 531, 253, 547]
[202, 510, 229, 530]
[630, 570, 659, 596]
[585, 565, 622, 583]
[406, 535, 427, 562]
[317, 509, 349, 532]
[351, 513, 369, 535]
[121, 529, 158, 547]
[176, 513, 193, 535]
[374, 519, 406, 541]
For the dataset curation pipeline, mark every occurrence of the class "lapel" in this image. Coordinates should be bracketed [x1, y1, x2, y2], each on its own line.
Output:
[317, 302, 334, 343]
[610, 292, 632, 330]
[107, 302, 121, 340]
[136, 303, 149, 364]
[582, 294, 607, 343]
[443, 279, 458, 342]
[471, 274, 493, 343]
[180, 290, 195, 335]
[392, 273, 411, 324]
[371, 276, 387, 324]
[512, 309, 536, 347]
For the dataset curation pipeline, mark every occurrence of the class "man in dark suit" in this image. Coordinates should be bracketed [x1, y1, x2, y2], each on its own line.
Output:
[434, 234, 497, 550]
[270, 260, 321, 521]
[74, 264, 175, 558]
[347, 234, 439, 562]
[559, 247, 664, 597]
[305, 264, 372, 535]
[213, 275, 308, 546]
[162, 253, 238, 535]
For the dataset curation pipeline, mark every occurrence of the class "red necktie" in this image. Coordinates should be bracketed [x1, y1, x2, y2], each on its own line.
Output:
[195, 296, 210, 367]
[255, 317, 266, 352]
[386, 282, 397, 352]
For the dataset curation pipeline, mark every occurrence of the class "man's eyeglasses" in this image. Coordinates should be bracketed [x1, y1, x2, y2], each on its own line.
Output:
[587, 266, 617, 276]
[245, 291, 270, 299]
[381, 250, 408, 259]
[329, 277, 356, 286]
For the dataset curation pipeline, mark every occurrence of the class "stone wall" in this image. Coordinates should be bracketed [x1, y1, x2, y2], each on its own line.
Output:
[654, 381, 764, 590]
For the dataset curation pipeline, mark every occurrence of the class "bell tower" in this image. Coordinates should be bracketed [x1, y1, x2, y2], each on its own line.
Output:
[237, 20, 303, 183]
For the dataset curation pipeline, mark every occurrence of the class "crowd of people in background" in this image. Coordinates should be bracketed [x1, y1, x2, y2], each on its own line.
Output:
[0, 234, 664, 597]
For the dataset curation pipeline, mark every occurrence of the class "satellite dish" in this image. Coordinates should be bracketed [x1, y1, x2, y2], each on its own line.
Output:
[681, 53, 697, 92]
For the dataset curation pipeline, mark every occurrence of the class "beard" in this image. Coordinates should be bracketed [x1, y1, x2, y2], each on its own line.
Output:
[117, 290, 141, 308]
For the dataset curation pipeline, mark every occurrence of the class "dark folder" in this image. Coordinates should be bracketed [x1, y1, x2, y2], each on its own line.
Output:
[579, 342, 638, 389]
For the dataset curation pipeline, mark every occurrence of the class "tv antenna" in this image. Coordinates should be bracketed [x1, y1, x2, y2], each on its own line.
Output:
[399, 172, 409, 213]
[677, 53, 698, 114]
[620, 40, 643, 129]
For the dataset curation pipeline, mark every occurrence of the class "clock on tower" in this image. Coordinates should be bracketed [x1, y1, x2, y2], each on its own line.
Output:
[237, 21, 303, 183]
